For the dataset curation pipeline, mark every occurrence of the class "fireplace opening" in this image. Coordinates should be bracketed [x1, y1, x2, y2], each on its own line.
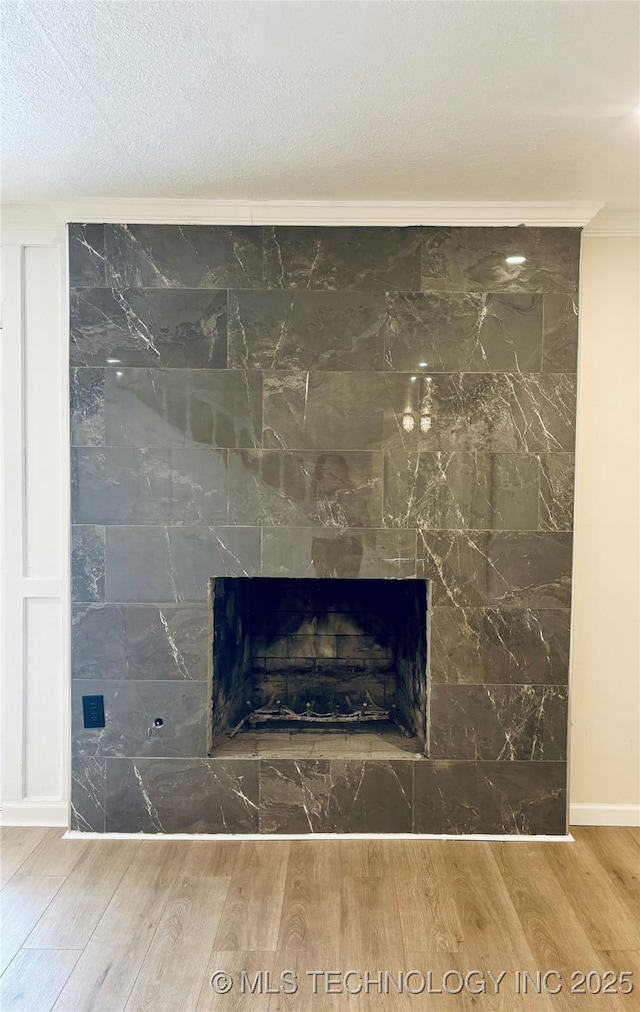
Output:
[209, 577, 428, 757]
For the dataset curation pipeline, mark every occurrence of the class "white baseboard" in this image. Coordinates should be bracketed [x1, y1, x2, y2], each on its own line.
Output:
[0, 800, 68, 827]
[570, 803, 640, 827]
[64, 831, 574, 843]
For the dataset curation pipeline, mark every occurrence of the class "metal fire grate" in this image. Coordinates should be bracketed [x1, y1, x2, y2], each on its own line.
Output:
[229, 700, 411, 737]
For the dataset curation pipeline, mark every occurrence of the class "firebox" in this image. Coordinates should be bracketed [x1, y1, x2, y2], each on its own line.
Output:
[210, 577, 428, 754]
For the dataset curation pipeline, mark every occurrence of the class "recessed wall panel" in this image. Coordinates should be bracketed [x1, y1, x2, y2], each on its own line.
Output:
[23, 244, 62, 578]
[24, 597, 64, 798]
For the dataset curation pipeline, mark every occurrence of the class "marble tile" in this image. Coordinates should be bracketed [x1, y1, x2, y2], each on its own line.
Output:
[103, 224, 264, 288]
[105, 526, 261, 602]
[386, 293, 543, 372]
[72, 679, 209, 758]
[228, 450, 383, 528]
[408, 373, 576, 453]
[543, 295, 579, 372]
[105, 758, 259, 833]
[413, 760, 567, 835]
[259, 759, 331, 833]
[430, 684, 568, 761]
[70, 756, 106, 832]
[72, 447, 228, 525]
[104, 368, 262, 448]
[70, 288, 227, 368]
[70, 368, 105, 447]
[258, 758, 414, 833]
[71, 525, 105, 602]
[262, 527, 417, 579]
[421, 227, 580, 294]
[479, 374, 576, 453]
[429, 607, 571, 685]
[68, 224, 106, 286]
[417, 531, 572, 607]
[71, 604, 210, 680]
[384, 452, 539, 530]
[326, 760, 414, 832]
[539, 453, 575, 531]
[263, 225, 422, 291]
[228, 290, 386, 370]
[263, 372, 417, 453]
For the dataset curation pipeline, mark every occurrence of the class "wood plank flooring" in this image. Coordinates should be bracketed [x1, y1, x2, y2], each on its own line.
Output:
[0, 826, 638, 1012]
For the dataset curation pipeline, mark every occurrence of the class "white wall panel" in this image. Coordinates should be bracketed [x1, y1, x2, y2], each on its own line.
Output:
[24, 597, 64, 797]
[1, 223, 68, 826]
[23, 245, 63, 579]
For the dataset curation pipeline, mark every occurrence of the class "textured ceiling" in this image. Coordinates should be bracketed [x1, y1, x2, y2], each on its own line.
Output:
[1, 0, 639, 209]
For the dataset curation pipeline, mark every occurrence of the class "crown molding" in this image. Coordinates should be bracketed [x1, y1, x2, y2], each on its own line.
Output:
[6, 199, 638, 238]
[0, 198, 604, 228]
[582, 211, 640, 236]
[2, 199, 607, 230]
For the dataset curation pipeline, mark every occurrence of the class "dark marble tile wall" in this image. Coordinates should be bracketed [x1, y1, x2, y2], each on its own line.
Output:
[69, 223, 579, 836]
[77, 756, 565, 836]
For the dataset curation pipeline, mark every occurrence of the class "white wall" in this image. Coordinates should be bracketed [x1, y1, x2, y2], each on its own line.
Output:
[1, 208, 638, 827]
[569, 234, 640, 825]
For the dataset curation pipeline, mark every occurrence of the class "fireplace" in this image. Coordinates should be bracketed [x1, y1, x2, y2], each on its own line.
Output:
[70, 222, 576, 835]
[210, 577, 428, 752]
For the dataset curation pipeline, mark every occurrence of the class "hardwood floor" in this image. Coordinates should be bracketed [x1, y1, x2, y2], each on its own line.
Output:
[0, 827, 638, 1012]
